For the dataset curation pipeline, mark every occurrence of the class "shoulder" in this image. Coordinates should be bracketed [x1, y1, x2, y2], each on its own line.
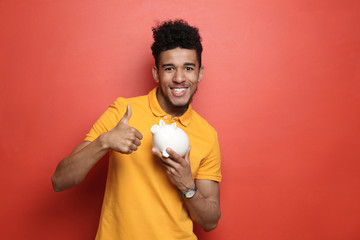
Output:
[191, 109, 217, 132]
[112, 94, 149, 113]
[112, 94, 153, 126]
[113, 94, 148, 106]
[189, 109, 219, 141]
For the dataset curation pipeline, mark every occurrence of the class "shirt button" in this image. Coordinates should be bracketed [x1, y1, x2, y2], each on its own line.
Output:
[164, 116, 167, 119]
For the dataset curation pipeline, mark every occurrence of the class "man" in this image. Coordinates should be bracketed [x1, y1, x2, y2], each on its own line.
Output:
[52, 19, 221, 240]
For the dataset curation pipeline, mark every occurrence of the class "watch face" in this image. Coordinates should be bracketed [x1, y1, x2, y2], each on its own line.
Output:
[185, 189, 195, 198]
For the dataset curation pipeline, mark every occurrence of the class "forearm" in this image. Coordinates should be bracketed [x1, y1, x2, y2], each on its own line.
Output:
[152, 148, 221, 231]
[51, 135, 109, 191]
[183, 184, 221, 231]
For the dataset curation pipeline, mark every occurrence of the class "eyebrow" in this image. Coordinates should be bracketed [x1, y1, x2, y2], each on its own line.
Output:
[161, 63, 196, 68]
[162, 63, 175, 68]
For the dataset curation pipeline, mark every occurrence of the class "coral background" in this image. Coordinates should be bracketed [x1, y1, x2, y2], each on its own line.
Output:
[1, 0, 359, 239]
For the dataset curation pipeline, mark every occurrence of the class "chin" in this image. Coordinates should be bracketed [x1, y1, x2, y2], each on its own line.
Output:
[162, 87, 197, 110]
[170, 102, 189, 109]
[169, 97, 193, 109]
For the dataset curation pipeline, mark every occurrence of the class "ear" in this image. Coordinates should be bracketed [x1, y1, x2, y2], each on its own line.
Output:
[152, 66, 159, 83]
[198, 66, 204, 82]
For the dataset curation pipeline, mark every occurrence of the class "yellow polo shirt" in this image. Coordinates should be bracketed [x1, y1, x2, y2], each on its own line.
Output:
[84, 88, 221, 240]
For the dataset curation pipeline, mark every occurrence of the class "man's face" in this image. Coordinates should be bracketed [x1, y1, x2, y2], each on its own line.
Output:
[152, 47, 204, 117]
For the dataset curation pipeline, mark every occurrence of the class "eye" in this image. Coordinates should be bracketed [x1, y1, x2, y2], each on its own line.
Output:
[185, 67, 194, 71]
[165, 67, 174, 71]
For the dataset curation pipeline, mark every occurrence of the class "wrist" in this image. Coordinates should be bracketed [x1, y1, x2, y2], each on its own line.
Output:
[179, 182, 197, 199]
[179, 181, 196, 194]
[98, 132, 110, 150]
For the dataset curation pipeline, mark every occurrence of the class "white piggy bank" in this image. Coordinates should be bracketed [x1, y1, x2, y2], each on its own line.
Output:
[151, 120, 189, 157]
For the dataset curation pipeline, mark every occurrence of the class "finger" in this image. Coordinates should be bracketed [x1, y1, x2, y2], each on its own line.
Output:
[129, 143, 138, 151]
[134, 128, 143, 140]
[161, 156, 180, 169]
[161, 159, 177, 171]
[133, 137, 141, 146]
[165, 166, 176, 175]
[120, 104, 132, 125]
[125, 138, 138, 149]
[165, 147, 182, 163]
[153, 148, 172, 165]
[152, 148, 179, 170]
[120, 145, 133, 154]
[152, 147, 163, 159]
[126, 128, 142, 144]
[160, 159, 172, 169]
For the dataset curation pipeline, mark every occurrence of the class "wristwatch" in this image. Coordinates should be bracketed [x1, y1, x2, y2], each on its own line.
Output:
[179, 184, 197, 199]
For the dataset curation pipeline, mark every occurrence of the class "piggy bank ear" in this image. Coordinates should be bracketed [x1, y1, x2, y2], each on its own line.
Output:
[159, 120, 165, 126]
[171, 122, 177, 129]
[151, 124, 159, 134]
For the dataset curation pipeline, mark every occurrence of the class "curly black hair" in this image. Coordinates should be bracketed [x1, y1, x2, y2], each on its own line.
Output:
[151, 19, 203, 68]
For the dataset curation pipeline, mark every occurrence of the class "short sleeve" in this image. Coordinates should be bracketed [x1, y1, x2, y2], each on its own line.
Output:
[195, 130, 222, 182]
[84, 98, 127, 142]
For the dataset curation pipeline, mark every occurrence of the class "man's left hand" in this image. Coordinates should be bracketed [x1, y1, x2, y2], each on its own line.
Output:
[152, 146, 195, 193]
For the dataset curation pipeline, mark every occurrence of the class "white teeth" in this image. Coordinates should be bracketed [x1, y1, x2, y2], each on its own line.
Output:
[172, 88, 186, 93]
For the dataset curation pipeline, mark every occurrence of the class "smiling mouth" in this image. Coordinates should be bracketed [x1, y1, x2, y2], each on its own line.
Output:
[171, 88, 187, 94]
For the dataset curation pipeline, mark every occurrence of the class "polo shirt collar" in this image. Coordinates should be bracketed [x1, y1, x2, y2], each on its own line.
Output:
[148, 87, 192, 127]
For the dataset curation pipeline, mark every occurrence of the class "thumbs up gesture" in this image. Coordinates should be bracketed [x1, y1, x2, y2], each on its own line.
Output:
[102, 105, 143, 154]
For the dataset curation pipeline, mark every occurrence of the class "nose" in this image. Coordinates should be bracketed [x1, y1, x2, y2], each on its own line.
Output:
[173, 69, 185, 83]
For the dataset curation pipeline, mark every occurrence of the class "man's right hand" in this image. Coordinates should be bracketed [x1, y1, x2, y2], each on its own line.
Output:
[52, 104, 142, 191]
[101, 104, 143, 154]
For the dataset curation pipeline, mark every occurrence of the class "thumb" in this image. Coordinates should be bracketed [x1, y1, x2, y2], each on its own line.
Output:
[120, 104, 132, 124]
